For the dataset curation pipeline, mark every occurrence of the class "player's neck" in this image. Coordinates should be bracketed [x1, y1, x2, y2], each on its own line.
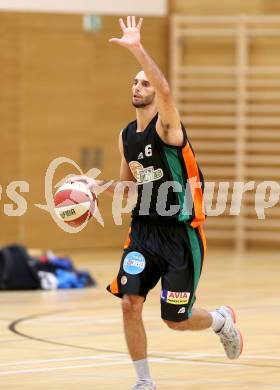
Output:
[135, 105, 157, 132]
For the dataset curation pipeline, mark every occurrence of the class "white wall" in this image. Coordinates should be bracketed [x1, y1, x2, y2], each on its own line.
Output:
[0, 0, 167, 16]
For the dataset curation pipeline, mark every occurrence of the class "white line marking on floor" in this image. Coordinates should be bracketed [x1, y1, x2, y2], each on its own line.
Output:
[0, 353, 127, 368]
[0, 361, 132, 376]
[1, 351, 279, 372]
[150, 351, 280, 361]
[0, 356, 251, 376]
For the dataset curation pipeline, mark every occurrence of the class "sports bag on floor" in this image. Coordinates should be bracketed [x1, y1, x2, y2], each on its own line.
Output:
[0, 244, 40, 290]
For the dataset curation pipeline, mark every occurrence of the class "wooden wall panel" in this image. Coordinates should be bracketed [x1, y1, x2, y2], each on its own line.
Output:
[169, 1, 280, 18]
[20, 13, 99, 249]
[0, 14, 21, 245]
[263, 1, 280, 14]
[169, 0, 263, 15]
[0, 13, 167, 250]
[170, 15, 280, 249]
[251, 39, 280, 67]
[181, 40, 236, 67]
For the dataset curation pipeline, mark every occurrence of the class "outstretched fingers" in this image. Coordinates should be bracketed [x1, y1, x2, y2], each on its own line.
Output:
[119, 18, 126, 31]
[132, 16, 136, 27]
[137, 17, 143, 30]
[119, 16, 143, 31]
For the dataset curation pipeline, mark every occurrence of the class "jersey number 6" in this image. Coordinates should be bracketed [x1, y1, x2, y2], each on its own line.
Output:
[145, 144, 152, 157]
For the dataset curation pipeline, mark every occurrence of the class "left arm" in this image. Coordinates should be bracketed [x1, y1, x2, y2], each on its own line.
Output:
[110, 16, 184, 147]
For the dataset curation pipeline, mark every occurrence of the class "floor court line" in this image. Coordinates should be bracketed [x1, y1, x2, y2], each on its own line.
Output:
[0, 357, 251, 376]
[1, 352, 279, 370]
[2, 365, 276, 389]
[160, 379, 280, 388]
[0, 360, 132, 376]
[150, 351, 280, 361]
[0, 354, 127, 368]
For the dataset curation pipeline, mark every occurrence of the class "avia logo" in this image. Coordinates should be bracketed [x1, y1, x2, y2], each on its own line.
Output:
[169, 292, 189, 299]
[178, 307, 186, 314]
[137, 152, 144, 160]
[161, 289, 190, 305]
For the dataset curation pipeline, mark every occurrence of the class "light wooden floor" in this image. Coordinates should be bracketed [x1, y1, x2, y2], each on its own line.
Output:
[1, 248, 280, 389]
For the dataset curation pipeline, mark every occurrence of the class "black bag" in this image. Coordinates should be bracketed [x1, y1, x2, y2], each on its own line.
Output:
[0, 244, 40, 290]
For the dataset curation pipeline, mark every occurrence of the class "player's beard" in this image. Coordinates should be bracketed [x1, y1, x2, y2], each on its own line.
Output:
[132, 93, 155, 108]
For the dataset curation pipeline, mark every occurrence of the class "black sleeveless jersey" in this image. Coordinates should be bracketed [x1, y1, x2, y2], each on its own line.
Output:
[122, 113, 205, 227]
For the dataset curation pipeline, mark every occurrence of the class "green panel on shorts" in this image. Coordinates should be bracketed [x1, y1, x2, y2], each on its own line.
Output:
[185, 224, 202, 316]
[163, 146, 190, 221]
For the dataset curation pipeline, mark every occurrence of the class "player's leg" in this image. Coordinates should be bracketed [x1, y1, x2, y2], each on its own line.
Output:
[122, 294, 155, 389]
[122, 294, 146, 360]
[164, 307, 212, 330]
[160, 224, 243, 359]
[107, 220, 160, 389]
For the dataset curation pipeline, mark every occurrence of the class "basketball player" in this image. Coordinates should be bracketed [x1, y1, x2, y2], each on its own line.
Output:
[71, 16, 243, 390]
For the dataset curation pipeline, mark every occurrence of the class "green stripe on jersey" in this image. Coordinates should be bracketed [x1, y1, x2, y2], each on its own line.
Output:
[185, 224, 202, 316]
[163, 146, 190, 221]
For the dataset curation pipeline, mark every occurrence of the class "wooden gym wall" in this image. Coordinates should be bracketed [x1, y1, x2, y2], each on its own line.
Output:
[169, 0, 280, 249]
[169, 0, 280, 15]
[0, 13, 167, 250]
[0, 14, 21, 245]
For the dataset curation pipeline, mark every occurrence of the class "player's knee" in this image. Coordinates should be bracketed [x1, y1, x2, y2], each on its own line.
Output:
[122, 295, 143, 318]
[163, 319, 190, 331]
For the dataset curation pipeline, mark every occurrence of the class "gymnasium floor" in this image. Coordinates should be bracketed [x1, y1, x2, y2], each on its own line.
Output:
[1, 249, 279, 389]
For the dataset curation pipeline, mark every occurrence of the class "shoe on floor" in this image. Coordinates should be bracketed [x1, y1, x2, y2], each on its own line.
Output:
[131, 381, 156, 390]
[215, 305, 243, 359]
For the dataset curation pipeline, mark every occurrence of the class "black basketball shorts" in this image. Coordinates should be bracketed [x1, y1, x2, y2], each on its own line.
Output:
[107, 218, 206, 322]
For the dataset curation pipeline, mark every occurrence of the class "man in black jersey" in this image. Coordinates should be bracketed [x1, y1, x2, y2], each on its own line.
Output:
[71, 16, 243, 390]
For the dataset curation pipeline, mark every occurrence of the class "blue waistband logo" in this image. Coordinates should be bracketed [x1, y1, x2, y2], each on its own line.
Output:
[123, 251, 146, 275]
